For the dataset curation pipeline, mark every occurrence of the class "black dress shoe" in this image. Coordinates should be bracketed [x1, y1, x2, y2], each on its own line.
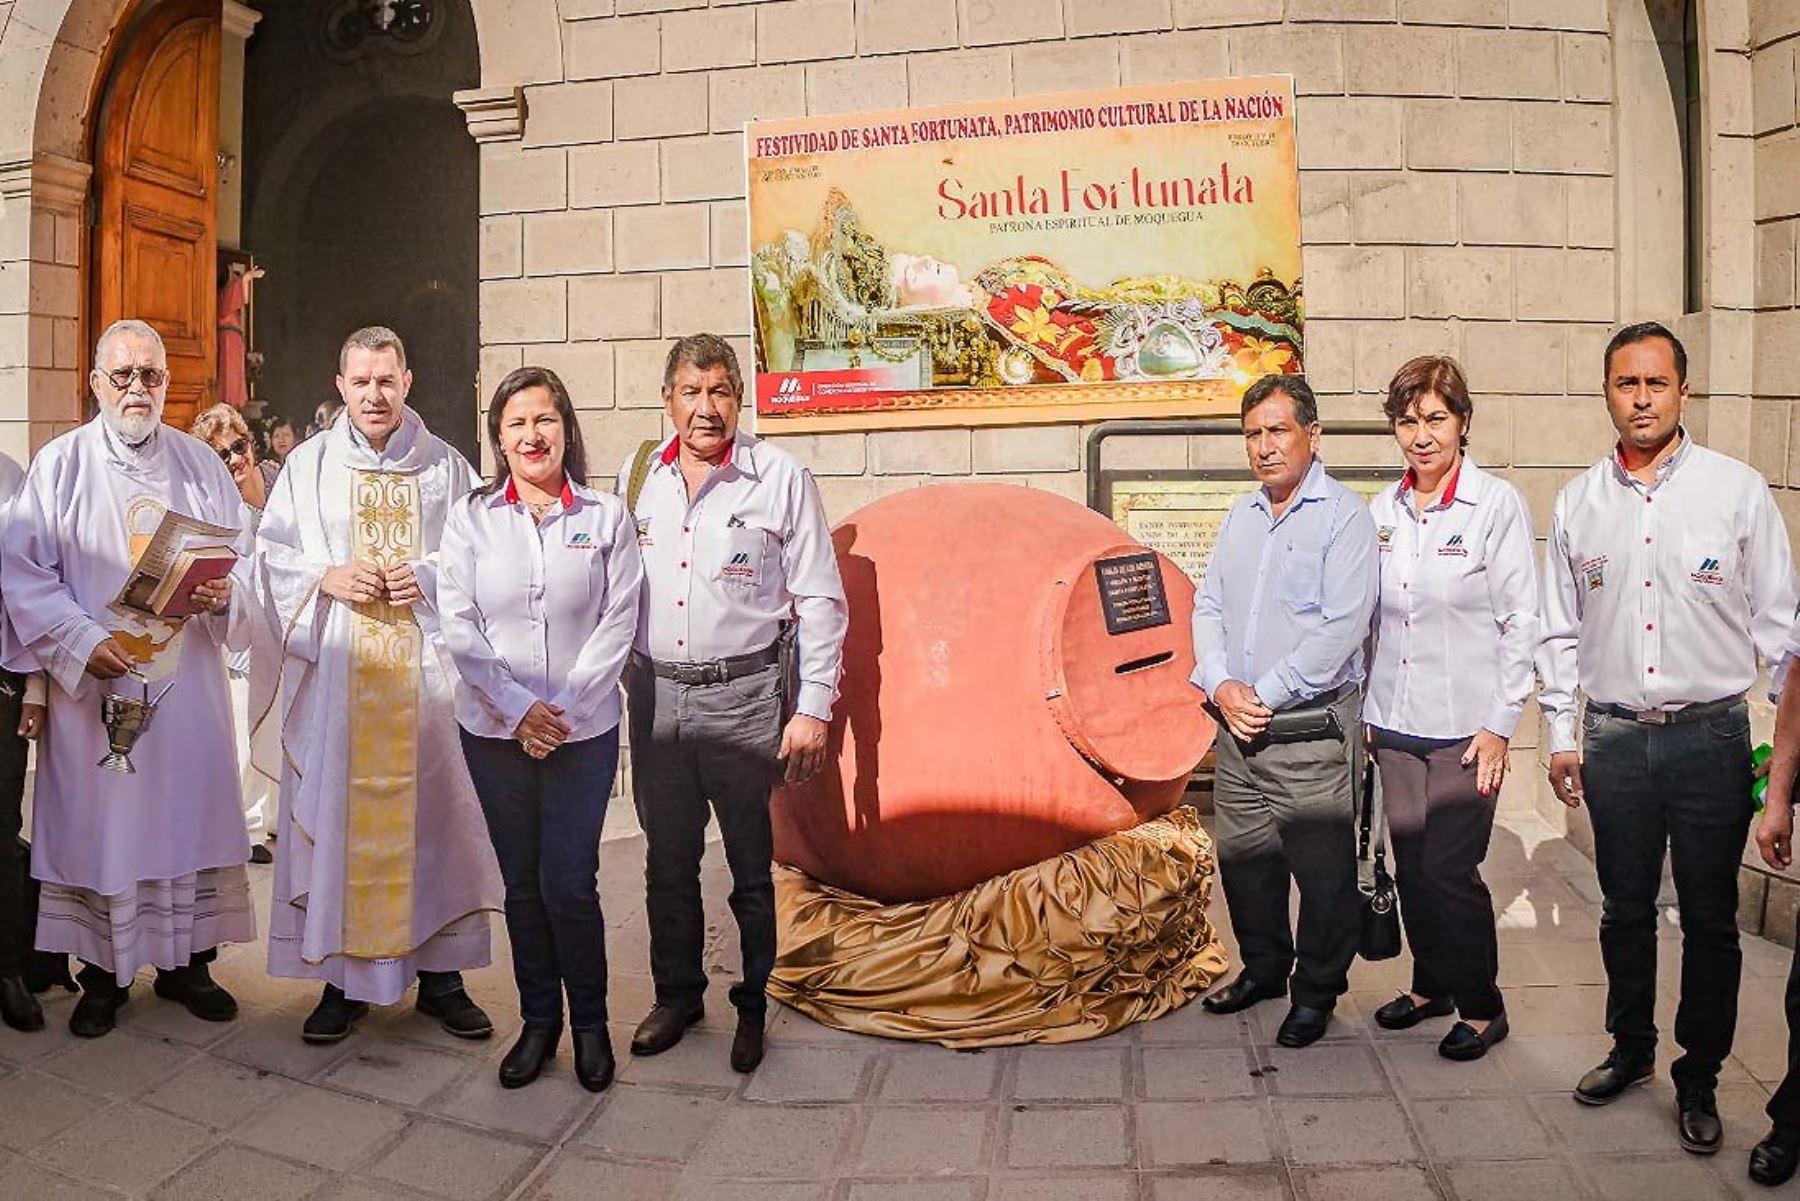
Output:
[1751, 1124, 1800, 1186]
[1202, 975, 1285, 1016]
[1437, 1013, 1509, 1062]
[1275, 1004, 1333, 1048]
[1373, 993, 1455, 1031]
[573, 1028, 615, 1092]
[68, 982, 129, 1038]
[498, 1025, 559, 1089]
[152, 963, 238, 1022]
[415, 988, 493, 1040]
[1678, 1088, 1723, 1155]
[1574, 1051, 1655, 1105]
[0, 974, 44, 1032]
[301, 984, 369, 1044]
[249, 842, 274, 865]
[730, 1013, 765, 1074]
[630, 1003, 704, 1056]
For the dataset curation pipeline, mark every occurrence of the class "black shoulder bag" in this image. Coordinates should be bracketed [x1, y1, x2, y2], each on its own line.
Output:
[1357, 758, 1403, 961]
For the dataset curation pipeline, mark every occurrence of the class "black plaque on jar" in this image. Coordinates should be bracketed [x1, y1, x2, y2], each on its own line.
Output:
[1095, 551, 1171, 635]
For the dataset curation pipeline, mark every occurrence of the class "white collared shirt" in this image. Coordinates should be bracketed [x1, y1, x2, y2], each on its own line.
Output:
[1537, 433, 1796, 753]
[438, 475, 644, 742]
[620, 433, 847, 721]
[1364, 458, 1540, 740]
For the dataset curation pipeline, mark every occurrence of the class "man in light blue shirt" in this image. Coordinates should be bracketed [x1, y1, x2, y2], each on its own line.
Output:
[1192, 374, 1378, 1048]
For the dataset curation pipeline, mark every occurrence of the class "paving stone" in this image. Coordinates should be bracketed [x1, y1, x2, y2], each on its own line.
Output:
[1262, 1043, 1389, 1095]
[994, 1175, 1138, 1201]
[853, 1105, 990, 1173]
[312, 1181, 441, 1201]
[1140, 1046, 1262, 1100]
[1409, 1095, 1557, 1160]
[525, 1150, 681, 1200]
[688, 1104, 855, 1177]
[0, 1068, 109, 1151]
[1275, 1097, 1419, 1164]
[615, 1029, 746, 1091]
[148, 1144, 326, 1201]
[39, 1029, 197, 1098]
[1532, 1091, 1677, 1155]
[367, 1121, 538, 1201]
[1581, 1153, 1734, 1200]
[741, 1046, 872, 1102]
[1492, 1033, 1617, 1091]
[1440, 1158, 1586, 1201]
[321, 1042, 473, 1106]
[1293, 1164, 1439, 1201]
[1145, 1169, 1294, 1200]
[1004, 1105, 1129, 1168]
[1376, 1039, 1515, 1098]
[1137, 1099, 1276, 1166]
[139, 1055, 296, 1131]
[1136, 998, 1250, 1046]
[578, 1084, 725, 1161]
[427, 1062, 599, 1143]
[672, 1180, 831, 1201]
[1011, 1047, 1128, 1101]
[236, 1087, 409, 1171]
[0, 1158, 124, 1200]
[35, 1102, 217, 1194]
[841, 1182, 985, 1201]
[877, 1048, 1001, 1101]
[211, 1008, 365, 1081]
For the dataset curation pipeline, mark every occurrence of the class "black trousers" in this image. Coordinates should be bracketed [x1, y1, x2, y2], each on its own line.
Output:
[1372, 729, 1503, 1021]
[1767, 909, 1800, 1127]
[0, 673, 29, 980]
[1582, 702, 1753, 1091]
[627, 659, 784, 1017]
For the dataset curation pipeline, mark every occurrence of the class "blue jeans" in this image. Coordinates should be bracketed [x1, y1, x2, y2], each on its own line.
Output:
[459, 726, 619, 1031]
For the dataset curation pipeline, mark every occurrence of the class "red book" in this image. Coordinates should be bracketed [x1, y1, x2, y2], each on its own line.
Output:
[145, 546, 237, 618]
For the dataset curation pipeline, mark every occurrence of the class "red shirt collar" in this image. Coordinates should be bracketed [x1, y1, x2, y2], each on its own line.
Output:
[1399, 460, 1462, 508]
[660, 435, 734, 468]
[504, 475, 576, 507]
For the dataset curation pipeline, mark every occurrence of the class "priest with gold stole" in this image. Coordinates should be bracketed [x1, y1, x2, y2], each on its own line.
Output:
[0, 319, 255, 1038]
[257, 326, 501, 1044]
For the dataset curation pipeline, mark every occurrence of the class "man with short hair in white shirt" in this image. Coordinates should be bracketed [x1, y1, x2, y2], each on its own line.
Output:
[619, 333, 848, 1075]
[1538, 321, 1796, 1154]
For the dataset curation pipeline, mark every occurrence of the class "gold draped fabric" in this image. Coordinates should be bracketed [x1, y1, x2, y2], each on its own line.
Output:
[769, 807, 1228, 1047]
[343, 470, 424, 957]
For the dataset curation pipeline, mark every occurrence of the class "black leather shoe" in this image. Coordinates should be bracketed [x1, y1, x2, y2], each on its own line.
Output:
[730, 1013, 765, 1074]
[1202, 975, 1285, 1016]
[1275, 1004, 1333, 1048]
[498, 1025, 559, 1089]
[68, 982, 129, 1038]
[0, 974, 44, 1032]
[1751, 1124, 1800, 1186]
[249, 842, 274, 865]
[1678, 1088, 1723, 1155]
[1574, 1051, 1655, 1105]
[630, 1003, 704, 1056]
[1437, 1013, 1508, 1062]
[415, 988, 493, 1040]
[573, 1028, 615, 1092]
[1374, 993, 1455, 1031]
[152, 963, 238, 1022]
[301, 984, 369, 1044]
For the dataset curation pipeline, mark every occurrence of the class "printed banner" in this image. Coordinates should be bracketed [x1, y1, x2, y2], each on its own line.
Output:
[747, 77, 1304, 432]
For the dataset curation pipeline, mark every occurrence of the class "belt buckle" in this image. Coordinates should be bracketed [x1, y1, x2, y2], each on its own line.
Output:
[1636, 708, 1670, 725]
[700, 662, 726, 686]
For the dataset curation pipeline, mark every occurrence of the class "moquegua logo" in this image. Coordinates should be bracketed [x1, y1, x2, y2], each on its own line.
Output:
[722, 550, 756, 580]
[771, 375, 807, 404]
[1691, 556, 1726, 586]
[1437, 533, 1468, 557]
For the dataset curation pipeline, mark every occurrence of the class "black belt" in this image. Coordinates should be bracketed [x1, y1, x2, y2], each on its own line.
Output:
[1587, 694, 1745, 726]
[633, 642, 781, 687]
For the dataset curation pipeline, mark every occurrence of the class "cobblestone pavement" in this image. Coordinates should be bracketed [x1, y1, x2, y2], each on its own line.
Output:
[1, 806, 1798, 1200]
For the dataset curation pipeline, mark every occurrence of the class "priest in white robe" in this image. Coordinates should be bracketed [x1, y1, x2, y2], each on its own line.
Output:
[0, 319, 254, 1038]
[257, 326, 501, 1044]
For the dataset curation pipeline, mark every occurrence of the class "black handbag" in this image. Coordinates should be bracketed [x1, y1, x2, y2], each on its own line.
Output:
[1357, 760, 1403, 961]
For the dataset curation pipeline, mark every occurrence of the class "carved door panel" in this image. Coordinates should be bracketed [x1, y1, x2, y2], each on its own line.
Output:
[91, 0, 222, 430]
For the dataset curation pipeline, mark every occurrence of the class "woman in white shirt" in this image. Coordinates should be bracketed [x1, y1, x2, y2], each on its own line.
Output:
[1363, 356, 1539, 1063]
[438, 367, 644, 1093]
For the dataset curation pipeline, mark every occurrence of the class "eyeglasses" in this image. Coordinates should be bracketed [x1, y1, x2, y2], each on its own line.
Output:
[214, 436, 250, 464]
[101, 366, 168, 390]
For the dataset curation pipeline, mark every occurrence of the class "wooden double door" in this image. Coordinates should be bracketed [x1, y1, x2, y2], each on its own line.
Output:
[90, 0, 222, 430]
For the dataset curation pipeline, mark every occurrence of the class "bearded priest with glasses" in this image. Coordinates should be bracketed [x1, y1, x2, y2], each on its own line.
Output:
[0, 319, 257, 1038]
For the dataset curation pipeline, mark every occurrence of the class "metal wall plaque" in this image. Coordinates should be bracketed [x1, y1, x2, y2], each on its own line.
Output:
[1095, 551, 1171, 635]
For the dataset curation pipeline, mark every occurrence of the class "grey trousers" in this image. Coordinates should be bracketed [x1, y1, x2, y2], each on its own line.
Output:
[626, 659, 784, 1016]
[1211, 689, 1363, 1009]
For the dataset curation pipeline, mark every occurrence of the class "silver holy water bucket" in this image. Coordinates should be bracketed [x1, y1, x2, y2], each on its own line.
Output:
[97, 672, 175, 774]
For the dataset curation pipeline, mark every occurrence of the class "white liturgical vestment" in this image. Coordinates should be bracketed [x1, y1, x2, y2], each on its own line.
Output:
[257, 409, 501, 1005]
[0, 417, 256, 981]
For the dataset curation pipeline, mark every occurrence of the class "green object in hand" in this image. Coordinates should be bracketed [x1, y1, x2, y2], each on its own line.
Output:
[1754, 742, 1773, 812]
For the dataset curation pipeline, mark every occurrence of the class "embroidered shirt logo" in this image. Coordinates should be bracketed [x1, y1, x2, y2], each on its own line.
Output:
[721, 549, 757, 580]
[1376, 524, 1395, 549]
[567, 531, 594, 549]
[1437, 533, 1468, 557]
[1691, 557, 1727, 587]
[635, 518, 653, 547]
[1581, 555, 1608, 592]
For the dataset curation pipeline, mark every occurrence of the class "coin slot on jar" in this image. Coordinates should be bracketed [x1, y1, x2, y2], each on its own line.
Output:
[1114, 651, 1175, 675]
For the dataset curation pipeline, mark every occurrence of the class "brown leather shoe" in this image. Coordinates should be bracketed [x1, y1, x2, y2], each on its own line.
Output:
[730, 1012, 765, 1073]
[629, 1003, 703, 1057]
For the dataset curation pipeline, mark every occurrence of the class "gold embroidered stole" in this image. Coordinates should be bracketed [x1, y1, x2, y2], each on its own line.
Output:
[343, 470, 424, 957]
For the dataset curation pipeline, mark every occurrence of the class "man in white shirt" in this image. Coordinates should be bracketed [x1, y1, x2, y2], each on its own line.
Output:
[1538, 321, 1796, 1154]
[620, 334, 847, 1074]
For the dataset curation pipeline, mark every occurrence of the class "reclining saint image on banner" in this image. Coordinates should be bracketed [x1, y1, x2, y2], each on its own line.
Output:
[748, 76, 1304, 432]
